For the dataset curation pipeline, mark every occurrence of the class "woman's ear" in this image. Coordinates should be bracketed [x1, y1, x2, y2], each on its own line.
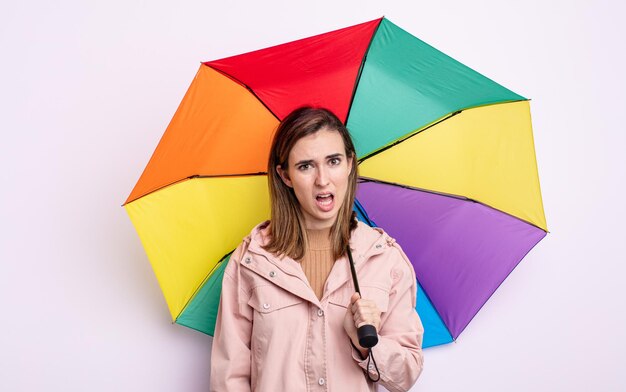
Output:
[276, 165, 293, 188]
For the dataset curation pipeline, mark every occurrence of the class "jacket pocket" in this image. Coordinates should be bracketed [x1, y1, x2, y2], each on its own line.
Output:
[328, 293, 348, 311]
[329, 284, 390, 313]
[247, 284, 305, 314]
[246, 284, 307, 367]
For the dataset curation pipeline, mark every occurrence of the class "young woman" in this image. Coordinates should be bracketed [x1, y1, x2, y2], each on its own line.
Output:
[210, 107, 424, 391]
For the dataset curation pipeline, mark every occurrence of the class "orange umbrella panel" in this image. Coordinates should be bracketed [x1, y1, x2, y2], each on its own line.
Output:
[125, 65, 279, 205]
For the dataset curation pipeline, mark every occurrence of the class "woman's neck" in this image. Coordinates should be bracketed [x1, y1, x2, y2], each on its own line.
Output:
[305, 226, 331, 250]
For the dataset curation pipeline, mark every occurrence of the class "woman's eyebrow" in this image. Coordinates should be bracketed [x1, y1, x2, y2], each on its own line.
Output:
[295, 159, 314, 166]
[294, 153, 344, 166]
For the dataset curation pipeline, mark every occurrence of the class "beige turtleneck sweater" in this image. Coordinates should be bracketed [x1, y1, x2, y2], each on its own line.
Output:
[299, 227, 335, 300]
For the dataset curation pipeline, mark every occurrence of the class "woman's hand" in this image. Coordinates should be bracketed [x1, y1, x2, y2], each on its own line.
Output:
[343, 292, 381, 358]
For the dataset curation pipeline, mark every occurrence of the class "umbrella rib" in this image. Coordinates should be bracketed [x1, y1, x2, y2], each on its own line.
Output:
[357, 110, 462, 164]
[358, 176, 468, 201]
[123, 173, 268, 206]
[175, 250, 235, 324]
[414, 274, 456, 346]
[202, 63, 281, 121]
[356, 98, 530, 165]
[357, 177, 548, 233]
[344, 17, 385, 125]
[123, 176, 197, 206]
[192, 172, 267, 179]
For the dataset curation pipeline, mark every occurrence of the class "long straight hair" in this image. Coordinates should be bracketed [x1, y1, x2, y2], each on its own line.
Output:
[264, 107, 359, 261]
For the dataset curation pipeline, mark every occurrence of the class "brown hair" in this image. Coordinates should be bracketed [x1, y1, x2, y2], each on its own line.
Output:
[264, 106, 358, 261]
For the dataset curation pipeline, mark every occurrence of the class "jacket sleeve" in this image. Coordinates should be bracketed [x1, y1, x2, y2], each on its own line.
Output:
[350, 244, 424, 392]
[210, 243, 253, 392]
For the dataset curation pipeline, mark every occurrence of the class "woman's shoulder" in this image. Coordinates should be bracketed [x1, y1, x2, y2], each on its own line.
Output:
[231, 220, 273, 258]
[248, 219, 272, 245]
[233, 220, 271, 247]
[351, 220, 392, 249]
[223, 220, 271, 278]
[353, 222, 414, 271]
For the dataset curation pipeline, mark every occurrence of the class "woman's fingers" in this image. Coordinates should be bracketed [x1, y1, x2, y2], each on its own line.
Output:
[353, 312, 380, 329]
[350, 297, 381, 330]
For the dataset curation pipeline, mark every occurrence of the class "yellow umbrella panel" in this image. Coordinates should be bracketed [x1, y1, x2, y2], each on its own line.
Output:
[126, 175, 269, 323]
[359, 100, 547, 231]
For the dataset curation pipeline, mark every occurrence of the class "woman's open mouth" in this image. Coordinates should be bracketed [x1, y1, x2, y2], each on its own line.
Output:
[315, 193, 335, 212]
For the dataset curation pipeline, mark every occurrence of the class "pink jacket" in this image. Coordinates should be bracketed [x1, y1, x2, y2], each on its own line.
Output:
[210, 220, 424, 391]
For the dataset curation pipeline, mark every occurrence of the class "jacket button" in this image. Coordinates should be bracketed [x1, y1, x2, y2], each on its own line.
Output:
[317, 309, 324, 317]
[244, 257, 251, 264]
[318, 377, 325, 385]
[375, 244, 382, 249]
[269, 271, 276, 277]
[263, 303, 270, 309]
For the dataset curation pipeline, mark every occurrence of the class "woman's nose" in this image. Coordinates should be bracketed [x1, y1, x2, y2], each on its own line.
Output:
[315, 167, 329, 187]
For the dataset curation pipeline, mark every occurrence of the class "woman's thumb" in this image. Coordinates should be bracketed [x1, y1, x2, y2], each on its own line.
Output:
[350, 292, 361, 303]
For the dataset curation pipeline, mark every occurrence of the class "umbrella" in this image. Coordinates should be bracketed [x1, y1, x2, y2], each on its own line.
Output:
[124, 17, 547, 348]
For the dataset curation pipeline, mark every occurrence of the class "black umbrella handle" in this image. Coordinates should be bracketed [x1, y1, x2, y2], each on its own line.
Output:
[346, 246, 379, 348]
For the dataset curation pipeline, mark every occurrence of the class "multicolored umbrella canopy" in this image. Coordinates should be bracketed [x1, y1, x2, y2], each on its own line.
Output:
[124, 17, 547, 348]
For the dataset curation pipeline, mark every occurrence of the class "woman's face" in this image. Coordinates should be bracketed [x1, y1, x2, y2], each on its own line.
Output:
[277, 127, 353, 230]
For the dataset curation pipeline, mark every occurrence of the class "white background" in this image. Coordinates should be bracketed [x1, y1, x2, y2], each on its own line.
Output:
[1, 0, 624, 390]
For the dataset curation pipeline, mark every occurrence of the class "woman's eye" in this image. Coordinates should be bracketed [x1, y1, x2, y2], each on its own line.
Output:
[298, 164, 311, 171]
[329, 158, 341, 166]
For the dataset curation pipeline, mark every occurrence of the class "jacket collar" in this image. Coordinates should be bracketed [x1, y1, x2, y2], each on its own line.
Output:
[241, 220, 392, 305]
